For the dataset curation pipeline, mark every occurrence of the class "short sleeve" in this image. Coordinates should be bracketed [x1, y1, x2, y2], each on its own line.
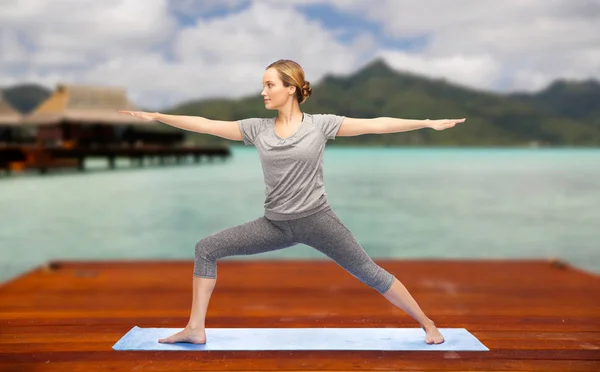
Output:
[238, 118, 267, 146]
[313, 114, 345, 141]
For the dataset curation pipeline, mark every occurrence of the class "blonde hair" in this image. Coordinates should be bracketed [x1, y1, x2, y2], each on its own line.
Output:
[266, 59, 312, 104]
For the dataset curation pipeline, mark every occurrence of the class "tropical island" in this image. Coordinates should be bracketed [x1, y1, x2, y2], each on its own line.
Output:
[3, 59, 599, 147]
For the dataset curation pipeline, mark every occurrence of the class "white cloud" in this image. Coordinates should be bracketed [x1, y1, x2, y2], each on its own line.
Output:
[173, 2, 363, 77]
[0, 0, 366, 109]
[0, 0, 598, 109]
[377, 51, 502, 92]
[1, 0, 176, 53]
[0, 28, 29, 64]
[319, 0, 600, 92]
[169, 0, 249, 18]
[161, 1, 368, 105]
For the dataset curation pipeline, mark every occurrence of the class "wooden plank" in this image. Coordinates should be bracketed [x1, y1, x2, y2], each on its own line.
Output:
[2, 316, 597, 333]
[3, 349, 600, 361]
[0, 259, 598, 371]
[1, 356, 599, 371]
[1, 340, 599, 353]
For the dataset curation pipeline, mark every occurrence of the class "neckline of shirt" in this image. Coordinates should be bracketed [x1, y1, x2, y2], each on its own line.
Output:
[272, 113, 305, 142]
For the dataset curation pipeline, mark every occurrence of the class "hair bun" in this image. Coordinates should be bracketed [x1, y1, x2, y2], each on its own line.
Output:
[301, 81, 312, 98]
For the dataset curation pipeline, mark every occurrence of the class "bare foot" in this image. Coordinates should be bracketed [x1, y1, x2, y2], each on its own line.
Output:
[158, 327, 206, 344]
[422, 322, 445, 344]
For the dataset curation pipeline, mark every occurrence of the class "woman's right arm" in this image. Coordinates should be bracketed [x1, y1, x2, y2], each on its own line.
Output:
[119, 111, 243, 141]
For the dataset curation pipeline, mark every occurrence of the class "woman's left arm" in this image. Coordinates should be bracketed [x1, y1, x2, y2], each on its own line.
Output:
[336, 117, 466, 137]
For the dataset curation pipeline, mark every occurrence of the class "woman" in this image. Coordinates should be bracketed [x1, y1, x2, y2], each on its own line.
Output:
[120, 59, 465, 346]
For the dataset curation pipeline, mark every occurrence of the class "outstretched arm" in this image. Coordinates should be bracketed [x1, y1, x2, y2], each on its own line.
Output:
[336, 117, 466, 137]
[118, 111, 243, 141]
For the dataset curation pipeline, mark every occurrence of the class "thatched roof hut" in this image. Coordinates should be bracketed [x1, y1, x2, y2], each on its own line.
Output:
[16, 84, 180, 147]
[22, 84, 157, 126]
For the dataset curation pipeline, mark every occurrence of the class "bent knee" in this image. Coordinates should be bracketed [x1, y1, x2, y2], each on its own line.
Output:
[194, 239, 215, 261]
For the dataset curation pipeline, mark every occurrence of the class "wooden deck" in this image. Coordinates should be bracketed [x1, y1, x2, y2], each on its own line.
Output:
[0, 144, 231, 175]
[1, 259, 598, 371]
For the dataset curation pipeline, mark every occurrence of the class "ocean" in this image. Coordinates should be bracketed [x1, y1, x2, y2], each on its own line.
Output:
[1, 146, 599, 283]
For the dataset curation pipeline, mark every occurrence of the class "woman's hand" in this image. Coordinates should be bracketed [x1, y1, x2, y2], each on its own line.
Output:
[118, 110, 159, 121]
[427, 118, 466, 131]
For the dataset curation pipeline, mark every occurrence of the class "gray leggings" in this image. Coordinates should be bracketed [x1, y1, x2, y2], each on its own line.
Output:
[193, 206, 395, 294]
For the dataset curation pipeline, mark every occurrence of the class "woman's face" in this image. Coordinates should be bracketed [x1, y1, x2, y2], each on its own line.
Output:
[261, 68, 293, 110]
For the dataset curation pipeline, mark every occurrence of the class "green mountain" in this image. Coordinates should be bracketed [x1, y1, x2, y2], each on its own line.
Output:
[165, 59, 600, 147]
[2, 84, 51, 114]
[509, 80, 600, 131]
[3, 59, 599, 146]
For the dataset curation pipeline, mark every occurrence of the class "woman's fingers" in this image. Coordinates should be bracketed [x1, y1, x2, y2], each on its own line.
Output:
[430, 118, 466, 130]
[118, 110, 152, 120]
[443, 118, 466, 127]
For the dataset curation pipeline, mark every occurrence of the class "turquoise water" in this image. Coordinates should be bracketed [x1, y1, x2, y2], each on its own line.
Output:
[1, 146, 599, 283]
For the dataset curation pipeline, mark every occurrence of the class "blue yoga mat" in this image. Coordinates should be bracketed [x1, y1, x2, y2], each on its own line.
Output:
[113, 326, 489, 351]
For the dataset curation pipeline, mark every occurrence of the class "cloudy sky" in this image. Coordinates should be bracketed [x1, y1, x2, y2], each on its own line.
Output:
[1, 0, 599, 110]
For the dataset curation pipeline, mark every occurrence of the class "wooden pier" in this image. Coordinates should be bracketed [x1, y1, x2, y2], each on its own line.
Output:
[0, 144, 231, 174]
[0, 259, 598, 371]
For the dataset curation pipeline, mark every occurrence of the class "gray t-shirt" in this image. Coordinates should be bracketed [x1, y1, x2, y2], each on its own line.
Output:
[238, 113, 345, 221]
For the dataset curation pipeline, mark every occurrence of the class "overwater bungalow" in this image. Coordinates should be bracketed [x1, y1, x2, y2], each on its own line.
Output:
[1, 84, 227, 174]
[20, 84, 183, 147]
